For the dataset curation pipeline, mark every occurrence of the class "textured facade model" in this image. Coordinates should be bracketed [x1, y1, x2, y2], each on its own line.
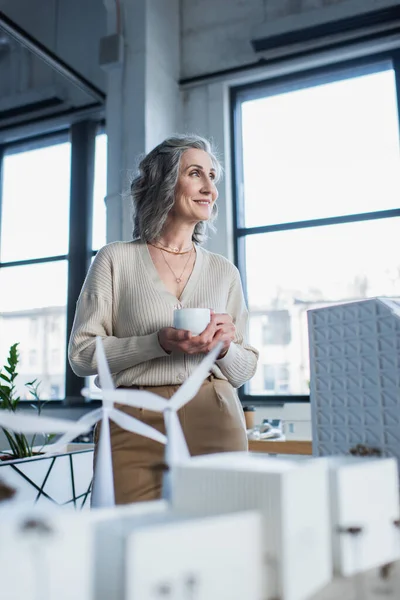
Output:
[308, 298, 400, 462]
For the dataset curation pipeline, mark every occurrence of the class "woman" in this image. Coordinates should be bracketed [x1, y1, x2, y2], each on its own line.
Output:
[68, 134, 258, 504]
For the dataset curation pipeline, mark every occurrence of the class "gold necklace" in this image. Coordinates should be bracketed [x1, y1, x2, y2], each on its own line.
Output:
[149, 243, 193, 255]
[156, 240, 193, 254]
[159, 246, 193, 283]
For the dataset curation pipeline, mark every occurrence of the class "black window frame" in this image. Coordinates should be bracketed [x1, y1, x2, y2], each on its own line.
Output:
[230, 49, 400, 406]
[0, 119, 105, 405]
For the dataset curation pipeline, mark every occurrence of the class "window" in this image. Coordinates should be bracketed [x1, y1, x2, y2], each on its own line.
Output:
[51, 348, 61, 367]
[1, 142, 71, 261]
[263, 364, 290, 394]
[29, 349, 38, 367]
[86, 133, 107, 399]
[232, 56, 400, 401]
[92, 132, 107, 251]
[29, 318, 39, 339]
[0, 139, 70, 400]
[261, 311, 291, 346]
[50, 385, 60, 400]
[0, 125, 107, 402]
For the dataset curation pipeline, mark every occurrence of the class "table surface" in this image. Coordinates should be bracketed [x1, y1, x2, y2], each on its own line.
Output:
[311, 562, 400, 599]
[248, 439, 312, 455]
[249, 438, 400, 597]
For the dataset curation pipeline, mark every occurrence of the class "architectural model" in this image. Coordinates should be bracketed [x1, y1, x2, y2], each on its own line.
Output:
[308, 298, 400, 464]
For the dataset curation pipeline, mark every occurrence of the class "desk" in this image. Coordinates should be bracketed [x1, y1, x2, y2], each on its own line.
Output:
[249, 439, 400, 597]
[248, 439, 312, 455]
[311, 562, 400, 599]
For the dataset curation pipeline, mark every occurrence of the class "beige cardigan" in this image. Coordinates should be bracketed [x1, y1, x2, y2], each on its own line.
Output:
[68, 240, 259, 388]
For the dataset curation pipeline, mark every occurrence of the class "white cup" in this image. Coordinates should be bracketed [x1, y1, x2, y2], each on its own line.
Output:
[173, 308, 211, 335]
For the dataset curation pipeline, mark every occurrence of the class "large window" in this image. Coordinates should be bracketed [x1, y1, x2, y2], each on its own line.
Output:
[232, 57, 400, 401]
[0, 124, 107, 402]
[92, 133, 107, 251]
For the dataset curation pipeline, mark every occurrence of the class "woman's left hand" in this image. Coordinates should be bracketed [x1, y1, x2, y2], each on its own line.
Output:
[210, 311, 235, 358]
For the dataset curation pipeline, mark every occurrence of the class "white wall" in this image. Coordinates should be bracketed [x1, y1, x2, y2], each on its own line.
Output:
[181, 0, 264, 79]
[145, 0, 180, 149]
[181, 0, 400, 80]
[181, 81, 234, 258]
[104, 0, 181, 243]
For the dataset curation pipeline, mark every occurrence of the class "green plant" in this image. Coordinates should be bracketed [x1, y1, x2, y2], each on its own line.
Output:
[0, 343, 56, 459]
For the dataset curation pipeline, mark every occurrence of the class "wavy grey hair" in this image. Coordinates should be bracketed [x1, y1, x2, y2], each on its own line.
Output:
[131, 134, 222, 244]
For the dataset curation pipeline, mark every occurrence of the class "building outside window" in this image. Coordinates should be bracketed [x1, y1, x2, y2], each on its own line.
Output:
[263, 364, 290, 395]
[29, 349, 37, 367]
[0, 127, 107, 401]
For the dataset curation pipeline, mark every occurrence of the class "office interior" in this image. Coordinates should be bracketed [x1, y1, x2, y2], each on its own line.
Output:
[0, 1, 399, 468]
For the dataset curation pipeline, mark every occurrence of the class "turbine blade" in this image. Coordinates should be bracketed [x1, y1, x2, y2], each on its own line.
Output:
[91, 414, 115, 508]
[104, 388, 167, 412]
[162, 410, 191, 503]
[164, 410, 190, 466]
[162, 468, 173, 503]
[170, 342, 223, 411]
[96, 336, 115, 391]
[43, 409, 103, 454]
[110, 409, 166, 445]
[0, 411, 86, 435]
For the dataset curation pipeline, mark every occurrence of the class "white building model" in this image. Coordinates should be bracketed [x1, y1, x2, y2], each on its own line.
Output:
[307, 297, 400, 574]
[308, 298, 400, 463]
[172, 452, 332, 600]
[1, 324, 400, 599]
[0, 499, 263, 600]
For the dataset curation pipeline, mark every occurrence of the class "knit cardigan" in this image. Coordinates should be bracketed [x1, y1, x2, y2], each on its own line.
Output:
[68, 240, 259, 389]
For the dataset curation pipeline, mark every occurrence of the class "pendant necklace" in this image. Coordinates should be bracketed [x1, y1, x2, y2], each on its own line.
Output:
[160, 246, 193, 283]
[149, 242, 192, 255]
[158, 240, 193, 254]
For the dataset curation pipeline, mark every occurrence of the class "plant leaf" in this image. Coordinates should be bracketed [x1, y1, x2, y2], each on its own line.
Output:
[0, 342, 44, 459]
[2, 429, 21, 458]
[0, 388, 11, 402]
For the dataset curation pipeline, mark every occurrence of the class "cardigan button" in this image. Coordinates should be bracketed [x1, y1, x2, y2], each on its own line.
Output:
[177, 373, 185, 382]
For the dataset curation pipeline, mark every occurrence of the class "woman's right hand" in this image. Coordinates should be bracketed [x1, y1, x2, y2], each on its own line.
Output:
[158, 321, 219, 355]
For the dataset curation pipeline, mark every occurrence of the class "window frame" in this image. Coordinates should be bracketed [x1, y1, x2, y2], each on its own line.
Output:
[230, 49, 400, 405]
[0, 120, 105, 405]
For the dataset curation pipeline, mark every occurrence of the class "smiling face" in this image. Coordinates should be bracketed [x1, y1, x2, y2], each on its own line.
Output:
[171, 148, 218, 225]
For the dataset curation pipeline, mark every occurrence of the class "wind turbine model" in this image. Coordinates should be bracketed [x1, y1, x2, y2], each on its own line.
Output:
[47, 337, 223, 505]
[95, 338, 224, 499]
[0, 411, 86, 437]
[45, 337, 167, 508]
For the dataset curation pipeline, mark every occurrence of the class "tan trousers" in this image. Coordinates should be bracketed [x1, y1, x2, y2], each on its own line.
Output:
[95, 376, 248, 505]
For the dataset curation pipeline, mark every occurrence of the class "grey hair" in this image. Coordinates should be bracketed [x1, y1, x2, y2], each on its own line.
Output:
[130, 134, 222, 244]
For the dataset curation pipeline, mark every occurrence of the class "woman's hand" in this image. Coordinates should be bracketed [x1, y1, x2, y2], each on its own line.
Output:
[158, 311, 235, 357]
[210, 311, 235, 358]
[158, 318, 218, 355]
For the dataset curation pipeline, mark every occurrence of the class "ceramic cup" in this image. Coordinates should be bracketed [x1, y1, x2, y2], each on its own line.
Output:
[173, 308, 211, 336]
